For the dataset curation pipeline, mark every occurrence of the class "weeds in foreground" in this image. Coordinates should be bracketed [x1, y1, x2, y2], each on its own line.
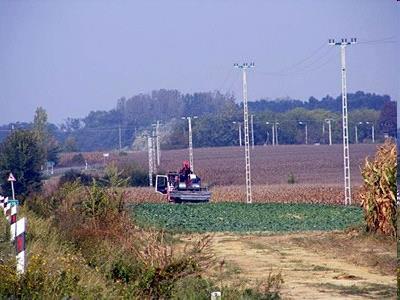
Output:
[1, 172, 284, 299]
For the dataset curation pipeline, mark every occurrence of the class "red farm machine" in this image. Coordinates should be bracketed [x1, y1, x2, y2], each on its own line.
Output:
[155, 161, 211, 203]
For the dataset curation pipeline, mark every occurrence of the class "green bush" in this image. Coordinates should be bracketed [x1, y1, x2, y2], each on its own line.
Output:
[59, 169, 97, 186]
[171, 276, 214, 299]
[27, 181, 82, 218]
[71, 153, 86, 165]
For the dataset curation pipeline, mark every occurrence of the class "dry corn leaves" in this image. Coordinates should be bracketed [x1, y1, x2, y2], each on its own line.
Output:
[360, 139, 397, 236]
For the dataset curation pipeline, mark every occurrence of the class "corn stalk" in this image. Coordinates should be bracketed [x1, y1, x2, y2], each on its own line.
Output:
[360, 139, 397, 237]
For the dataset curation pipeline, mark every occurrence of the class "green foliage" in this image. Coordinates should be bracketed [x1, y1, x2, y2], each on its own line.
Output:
[70, 153, 86, 165]
[170, 277, 214, 299]
[110, 260, 138, 283]
[33, 107, 60, 165]
[0, 130, 44, 200]
[133, 203, 363, 233]
[63, 136, 78, 152]
[103, 163, 129, 188]
[33, 107, 48, 145]
[27, 181, 82, 218]
[81, 180, 115, 220]
[119, 163, 150, 187]
[59, 169, 96, 186]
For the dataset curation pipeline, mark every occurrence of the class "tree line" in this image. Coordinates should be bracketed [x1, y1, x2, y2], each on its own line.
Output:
[0, 90, 396, 152]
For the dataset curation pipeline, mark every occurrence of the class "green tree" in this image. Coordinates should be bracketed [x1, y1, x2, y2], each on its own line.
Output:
[0, 130, 45, 200]
[33, 106, 48, 145]
[33, 107, 60, 164]
[63, 136, 78, 152]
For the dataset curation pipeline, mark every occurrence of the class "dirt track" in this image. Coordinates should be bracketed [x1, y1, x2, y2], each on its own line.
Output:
[207, 232, 396, 299]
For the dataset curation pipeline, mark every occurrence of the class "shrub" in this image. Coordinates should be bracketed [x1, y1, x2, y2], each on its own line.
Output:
[118, 163, 150, 187]
[71, 153, 86, 166]
[360, 139, 397, 236]
[59, 169, 97, 186]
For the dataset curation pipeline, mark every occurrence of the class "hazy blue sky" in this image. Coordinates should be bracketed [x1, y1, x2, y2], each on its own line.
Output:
[0, 0, 398, 124]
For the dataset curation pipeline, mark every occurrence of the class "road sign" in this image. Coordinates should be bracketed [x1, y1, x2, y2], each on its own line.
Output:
[9, 199, 19, 206]
[8, 173, 16, 182]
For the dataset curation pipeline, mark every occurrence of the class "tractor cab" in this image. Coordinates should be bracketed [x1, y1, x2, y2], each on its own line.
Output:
[155, 161, 211, 203]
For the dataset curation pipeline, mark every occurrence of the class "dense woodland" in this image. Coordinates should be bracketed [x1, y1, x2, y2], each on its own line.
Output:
[0, 90, 396, 153]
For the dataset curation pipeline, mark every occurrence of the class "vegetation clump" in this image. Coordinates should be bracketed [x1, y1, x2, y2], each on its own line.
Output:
[0, 167, 283, 298]
[0, 130, 44, 201]
[360, 139, 397, 237]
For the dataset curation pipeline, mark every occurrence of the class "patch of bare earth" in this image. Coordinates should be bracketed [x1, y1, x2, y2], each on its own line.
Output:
[206, 231, 396, 299]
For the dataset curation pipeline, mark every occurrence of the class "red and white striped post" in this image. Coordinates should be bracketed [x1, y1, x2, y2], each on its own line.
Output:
[1, 194, 26, 274]
[15, 217, 26, 274]
[10, 205, 17, 242]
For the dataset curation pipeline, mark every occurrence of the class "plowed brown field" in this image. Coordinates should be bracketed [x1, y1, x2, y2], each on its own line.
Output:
[61, 144, 377, 186]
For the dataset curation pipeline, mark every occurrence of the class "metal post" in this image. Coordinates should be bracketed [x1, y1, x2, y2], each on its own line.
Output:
[275, 122, 279, 145]
[234, 62, 254, 204]
[183, 116, 197, 172]
[371, 124, 375, 143]
[148, 136, 153, 187]
[355, 125, 358, 144]
[118, 125, 122, 151]
[188, 117, 194, 172]
[305, 123, 308, 145]
[152, 129, 157, 174]
[11, 181, 15, 200]
[272, 124, 275, 146]
[329, 38, 356, 206]
[340, 42, 351, 205]
[239, 123, 242, 146]
[251, 114, 255, 149]
[327, 120, 332, 145]
[156, 121, 161, 166]
[299, 121, 308, 144]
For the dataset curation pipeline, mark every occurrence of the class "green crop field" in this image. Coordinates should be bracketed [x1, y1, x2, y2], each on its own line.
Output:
[131, 202, 363, 233]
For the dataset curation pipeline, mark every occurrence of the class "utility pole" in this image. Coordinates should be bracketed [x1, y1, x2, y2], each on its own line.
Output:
[366, 121, 375, 143]
[251, 114, 255, 149]
[355, 123, 359, 144]
[152, 121, 161, 166]
[234, 62, 254, 204]
[147, 136, 153, 187]
[182, 116, 198, 172]
[272, 124, 275, 146]
[151, 127, 157, 174]
[266, 122, 273, 145]
[298, 121, 308, 144]
[329, 37, 356, 206]
[325, 119, 333, 145]
[118, 125, 122, 151]
[156, 121, 161, 166]
[232, 122, 242, 146]
[267, 122, 275, 146]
